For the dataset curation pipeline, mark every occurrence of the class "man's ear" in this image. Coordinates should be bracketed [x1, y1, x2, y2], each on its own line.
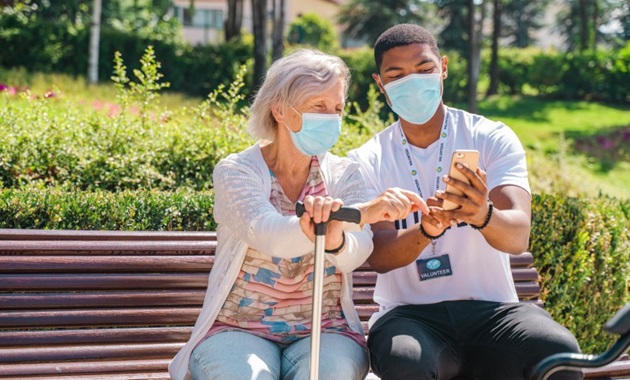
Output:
[372, 73, 385, 94]
[441, 56, 449, 79]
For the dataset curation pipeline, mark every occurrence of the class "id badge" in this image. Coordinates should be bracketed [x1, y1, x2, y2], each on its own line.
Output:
[416, 254, 453, 281]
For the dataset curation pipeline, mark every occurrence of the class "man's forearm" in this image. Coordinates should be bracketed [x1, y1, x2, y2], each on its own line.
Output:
[368, 227, 432, 273]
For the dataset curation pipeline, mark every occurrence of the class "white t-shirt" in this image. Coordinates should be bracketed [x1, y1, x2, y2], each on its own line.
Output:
[348, 106, 531, 327]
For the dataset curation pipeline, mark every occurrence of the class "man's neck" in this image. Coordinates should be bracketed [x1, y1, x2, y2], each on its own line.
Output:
[399, 104, 446, 149]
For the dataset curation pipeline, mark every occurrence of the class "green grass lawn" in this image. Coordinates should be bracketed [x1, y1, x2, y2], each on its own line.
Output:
[477, 96, 630, 198]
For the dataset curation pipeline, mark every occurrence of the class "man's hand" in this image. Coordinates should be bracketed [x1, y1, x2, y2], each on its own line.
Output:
[431, 164, 489, 228]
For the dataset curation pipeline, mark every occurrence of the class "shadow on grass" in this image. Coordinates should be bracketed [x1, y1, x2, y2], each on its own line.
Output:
[565, 126, 630, 173]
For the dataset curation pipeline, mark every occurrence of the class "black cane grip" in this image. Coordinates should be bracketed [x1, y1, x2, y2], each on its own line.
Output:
[295, 202, 361, 225]
[295, 202, 306, 217]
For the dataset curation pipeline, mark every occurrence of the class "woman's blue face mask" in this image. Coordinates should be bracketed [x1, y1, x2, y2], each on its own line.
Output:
[284, 107, 341, 156]
[382, 73, 442, 125]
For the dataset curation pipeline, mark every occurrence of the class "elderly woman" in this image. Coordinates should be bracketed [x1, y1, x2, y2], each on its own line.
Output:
[169, 49, 426, 380]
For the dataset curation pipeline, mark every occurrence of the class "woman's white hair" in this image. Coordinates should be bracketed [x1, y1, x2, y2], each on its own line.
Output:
[247, 49, 351, 141]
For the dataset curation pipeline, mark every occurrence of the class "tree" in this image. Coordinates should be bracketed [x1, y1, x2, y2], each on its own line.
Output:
[502, 0, 549, 48]
[486, 0, 502, 96]
[617, 1, 630, 42]
[467, 0, 485, 112]
[287, 13, 338, 52]
[251, 0, 268, 89]
[556, 0, 615, 51]
[88, 0, 102, 83]
[271, 0, 285, 61]
[436, 0, 486, 111]
[436, 0, 470, 56]
[337, 0, 430, 46]
[225, 0, 243, 41]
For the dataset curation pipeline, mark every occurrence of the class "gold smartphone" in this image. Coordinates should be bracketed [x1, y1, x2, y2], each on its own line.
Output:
[442, 150, 480, 211]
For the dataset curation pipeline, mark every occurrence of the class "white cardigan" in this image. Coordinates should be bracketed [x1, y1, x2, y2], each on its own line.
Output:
[169, 144, 374, 380]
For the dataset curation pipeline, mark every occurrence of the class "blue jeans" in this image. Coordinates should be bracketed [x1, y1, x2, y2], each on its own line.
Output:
[189, 331, 369, 380]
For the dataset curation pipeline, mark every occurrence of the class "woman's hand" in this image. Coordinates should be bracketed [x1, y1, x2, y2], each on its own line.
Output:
[359, 187, 430, 225]
[298, 195, 346, 252]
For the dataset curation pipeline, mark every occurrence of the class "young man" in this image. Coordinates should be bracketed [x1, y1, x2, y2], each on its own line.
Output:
[348, 24, 582, 380]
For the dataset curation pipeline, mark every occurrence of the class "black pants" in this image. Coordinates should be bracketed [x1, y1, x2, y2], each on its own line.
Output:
[368, 300, 583, 380]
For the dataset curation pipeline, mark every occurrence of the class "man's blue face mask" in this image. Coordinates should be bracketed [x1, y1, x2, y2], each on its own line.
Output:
[284, 107, 341, 156]
[382, 73, 442, 125]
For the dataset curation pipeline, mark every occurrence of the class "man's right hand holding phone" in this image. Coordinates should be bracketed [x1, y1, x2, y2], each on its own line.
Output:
[421, 163, 491, 238]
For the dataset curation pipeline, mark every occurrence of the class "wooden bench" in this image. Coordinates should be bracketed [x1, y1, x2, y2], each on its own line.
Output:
[0, 229, 628, 379]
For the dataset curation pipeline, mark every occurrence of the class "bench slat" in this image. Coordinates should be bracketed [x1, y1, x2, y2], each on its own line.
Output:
[0, 228, 216, 241]
[0, 359, 171, 377]
[0, 240, 215, 253]
[0, 343, 182, 363]
[0, 290, 205, 310]
[352, 267, 539, 286]
[356, 252, 534, 271]
[1, 373, 171, 380]
[0, 273, 209, 290]
[0, 255, 213, 273]
[351, 282, 541, 303]
[0, 307, 201, 328]
[0, 327, 192, 346]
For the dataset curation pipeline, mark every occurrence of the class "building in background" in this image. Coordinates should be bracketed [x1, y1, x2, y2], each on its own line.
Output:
[171, 0, 346, 46]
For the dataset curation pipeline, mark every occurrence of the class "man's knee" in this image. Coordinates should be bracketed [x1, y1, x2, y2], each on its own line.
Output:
[369, 335, 443, 380]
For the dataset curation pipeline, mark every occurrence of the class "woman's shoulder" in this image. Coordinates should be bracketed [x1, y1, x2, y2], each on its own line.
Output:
[214, 144, 267, 178]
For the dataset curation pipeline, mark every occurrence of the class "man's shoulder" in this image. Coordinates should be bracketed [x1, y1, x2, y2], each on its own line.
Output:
[448, 106, 503, 130]
[321, 152, 357, 172]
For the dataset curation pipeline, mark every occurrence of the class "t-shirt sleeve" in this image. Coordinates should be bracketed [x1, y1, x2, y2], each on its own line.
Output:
[478, 121, 531, 194]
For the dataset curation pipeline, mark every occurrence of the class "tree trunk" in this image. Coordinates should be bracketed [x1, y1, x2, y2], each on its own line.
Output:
[271, 0, 285, 61]
[252, 0, 268, 89]
[88, 0, 102, 83]
[592, 0, 599, 50]
[487, 0, 501, 97]
[516, 0, 526, 47]
[225, 0, 243, 42]
[467, 0, 484, 113]
[579, 0, 588, 51]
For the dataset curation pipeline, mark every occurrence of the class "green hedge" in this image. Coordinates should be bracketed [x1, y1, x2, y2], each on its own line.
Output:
[492, 44, 630, 103]
[531, 193, 630, 353]
[0, 188, 215, 231]
[0, 188, 627, 353]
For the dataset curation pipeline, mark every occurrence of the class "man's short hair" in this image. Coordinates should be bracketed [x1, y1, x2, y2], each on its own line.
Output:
[374, 24, 440, 72]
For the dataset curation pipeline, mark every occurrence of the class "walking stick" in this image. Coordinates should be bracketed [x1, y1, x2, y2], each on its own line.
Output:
[295, 202, 362, 380]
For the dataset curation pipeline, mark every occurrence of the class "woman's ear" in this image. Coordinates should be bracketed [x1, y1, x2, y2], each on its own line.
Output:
[271, 103, 284, 123]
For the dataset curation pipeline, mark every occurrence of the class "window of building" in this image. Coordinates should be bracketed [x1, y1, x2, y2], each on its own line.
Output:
[173, 6, 224, 29]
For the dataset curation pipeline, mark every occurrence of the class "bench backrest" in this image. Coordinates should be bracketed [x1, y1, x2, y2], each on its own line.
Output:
[0, 229, 540, 379]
